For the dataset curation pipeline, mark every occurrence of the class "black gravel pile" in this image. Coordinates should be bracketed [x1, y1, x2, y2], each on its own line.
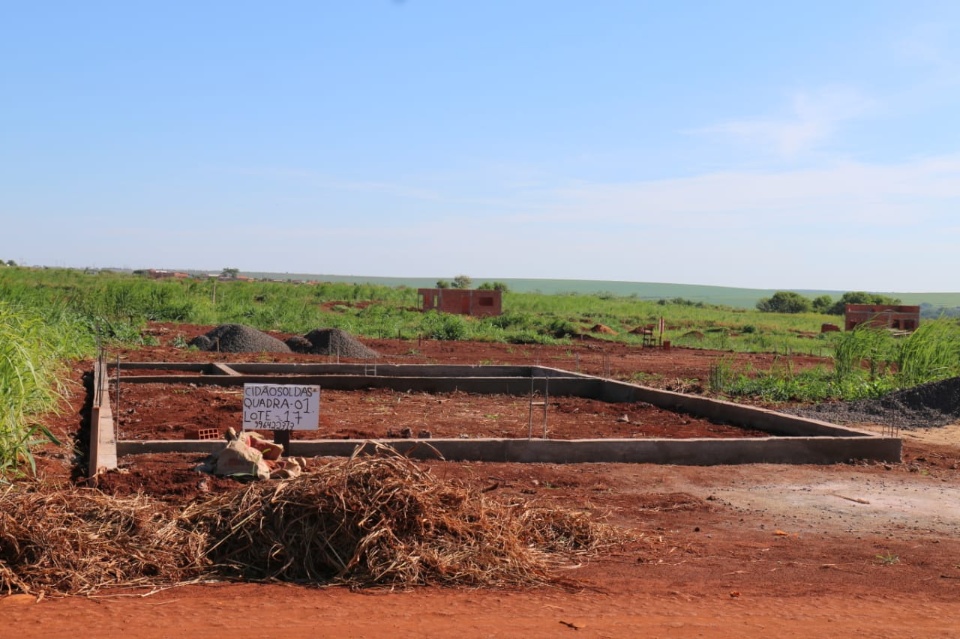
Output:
[789, 376, 960, 430]
[189, 324, 292, 354]
[302, 328, 380, 359]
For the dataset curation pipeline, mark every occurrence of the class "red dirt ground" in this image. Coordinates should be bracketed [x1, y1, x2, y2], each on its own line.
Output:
[9, 323, 960, 638]
[114, 384, 769, 442]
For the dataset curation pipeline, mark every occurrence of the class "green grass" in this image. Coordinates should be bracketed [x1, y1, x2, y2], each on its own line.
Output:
[0, 267, 844, 355]
[0, 301, 94, 478]
[709, 320, 960, 404]
[164, 270, 960, 310]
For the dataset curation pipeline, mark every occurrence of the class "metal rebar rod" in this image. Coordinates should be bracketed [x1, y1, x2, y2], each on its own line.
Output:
[542, 377, 548, 439]
[115, 353, 120, 423]
[527, 376, 534, 438]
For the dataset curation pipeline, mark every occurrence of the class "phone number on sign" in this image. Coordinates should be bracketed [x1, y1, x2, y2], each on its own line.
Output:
[249, 420, 296, 430]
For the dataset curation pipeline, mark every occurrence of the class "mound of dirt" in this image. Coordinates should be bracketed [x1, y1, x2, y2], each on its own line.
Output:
[189, 324, 291, 354]
[590, 324, 617, 335]
[789, 376, 960, 430]
[682, 331, 705, 340]
[284, 335, 314, 353]
[302, 328, 379, 359]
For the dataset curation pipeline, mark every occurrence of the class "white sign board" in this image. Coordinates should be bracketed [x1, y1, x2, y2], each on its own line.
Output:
[242, 384, 320, 431]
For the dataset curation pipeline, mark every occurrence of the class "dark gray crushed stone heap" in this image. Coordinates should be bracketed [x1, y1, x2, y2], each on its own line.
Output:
[788, 376, 960, 430]
[189, 324, 292, 354]
[300, 328, 380, 359]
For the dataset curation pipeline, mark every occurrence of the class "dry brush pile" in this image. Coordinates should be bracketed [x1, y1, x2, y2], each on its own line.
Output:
[0, 453, 631, 596]
[0, 488, 205, 596]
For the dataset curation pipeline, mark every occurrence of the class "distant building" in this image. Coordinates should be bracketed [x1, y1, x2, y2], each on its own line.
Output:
[844, 304, 920, 332]
[418, 288, 502, 317]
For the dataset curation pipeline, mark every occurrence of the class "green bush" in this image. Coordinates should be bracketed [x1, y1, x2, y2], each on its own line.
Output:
[756, 291, 812, 314]
[546, 318, 578, 339]
[421, 312, 469, 341]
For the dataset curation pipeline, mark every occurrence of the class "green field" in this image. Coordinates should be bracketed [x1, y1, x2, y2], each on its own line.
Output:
[224, 271, 960, 311]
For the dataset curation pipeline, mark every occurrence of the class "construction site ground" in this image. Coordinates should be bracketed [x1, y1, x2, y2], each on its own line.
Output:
[9, 323, 960, 638]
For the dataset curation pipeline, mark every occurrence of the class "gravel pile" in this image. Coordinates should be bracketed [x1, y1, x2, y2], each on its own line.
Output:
[788, 376, 960, 430]
[189, 324, 292, 354]
[302, 328, 380, 359]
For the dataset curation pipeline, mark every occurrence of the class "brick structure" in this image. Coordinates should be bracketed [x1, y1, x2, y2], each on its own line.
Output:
[418, 288, 502, 317]
[844, 304, 920, 332]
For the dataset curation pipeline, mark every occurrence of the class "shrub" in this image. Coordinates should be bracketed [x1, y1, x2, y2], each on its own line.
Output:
[826, 292, 902, 316]
[421, 312, 469, 341]
[545, 318, 578, 339]
[756, 291, 812, 314]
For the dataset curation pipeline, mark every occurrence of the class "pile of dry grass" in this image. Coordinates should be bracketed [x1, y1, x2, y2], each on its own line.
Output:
[1, 452, 630, 595]
[182, 451, 625, 588]
[0, 486, 207, 596]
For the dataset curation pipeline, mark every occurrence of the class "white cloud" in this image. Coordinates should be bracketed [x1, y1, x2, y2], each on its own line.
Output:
[696, 87, 875, 157]
[525, 155, 960, 230]
[895, 22, 958, 74]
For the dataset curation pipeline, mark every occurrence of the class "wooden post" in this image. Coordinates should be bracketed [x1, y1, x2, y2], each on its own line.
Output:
[274, 430, 291, 456]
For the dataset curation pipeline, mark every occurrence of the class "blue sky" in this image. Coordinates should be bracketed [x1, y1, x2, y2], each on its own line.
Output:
[2, 1, 959, 291]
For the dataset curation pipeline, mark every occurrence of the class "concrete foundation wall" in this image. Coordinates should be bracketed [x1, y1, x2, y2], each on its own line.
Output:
[114, 362, 584, 379]
[119, 435, 901, 465]
[599, 380, 869, 437]
[105, 362, 903, 465]
[89, 361, 118, 477]
[114, 363, 873, 439]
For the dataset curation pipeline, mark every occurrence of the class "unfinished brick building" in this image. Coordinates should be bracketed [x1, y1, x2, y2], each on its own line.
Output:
[844, 304, 920, 332]
[418, 288, 502, 317]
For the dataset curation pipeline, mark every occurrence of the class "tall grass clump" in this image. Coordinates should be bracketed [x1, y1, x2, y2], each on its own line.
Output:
[707, 357, 733, 394]
[896, 319, 960, 386]
[833, 325, 896, 381]
[0, 302, 92, 478]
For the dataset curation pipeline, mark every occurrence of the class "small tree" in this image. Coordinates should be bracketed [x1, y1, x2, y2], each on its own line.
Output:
[827, 292, 902, 315]
[221, 267, 240, 279]
[452, 275, 473, 289]
[435, 279, 451, 289]
[812, 295, 833, 313]
[756, 291, 812, 314]
[478, 281, 509, 292]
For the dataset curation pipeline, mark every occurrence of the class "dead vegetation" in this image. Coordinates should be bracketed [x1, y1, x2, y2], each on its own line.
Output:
[0, 451, 631, 596]
[0, 486, 205, 596]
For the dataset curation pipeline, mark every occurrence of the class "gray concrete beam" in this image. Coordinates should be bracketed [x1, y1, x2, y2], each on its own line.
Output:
[117, 435, 901, 465]
[114, 374, 601, 397]
[88, 361, 117, 477]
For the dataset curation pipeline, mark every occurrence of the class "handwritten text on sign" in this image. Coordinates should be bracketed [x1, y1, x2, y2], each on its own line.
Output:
[242, 384, 320, 431]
